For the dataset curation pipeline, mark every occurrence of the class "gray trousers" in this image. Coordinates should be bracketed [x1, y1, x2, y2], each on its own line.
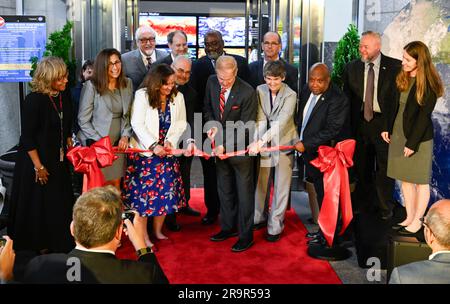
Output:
[254, 152, 294, 235]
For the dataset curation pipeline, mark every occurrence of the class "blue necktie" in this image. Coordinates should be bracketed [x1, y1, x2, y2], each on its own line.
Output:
[300, 95, 318, 140]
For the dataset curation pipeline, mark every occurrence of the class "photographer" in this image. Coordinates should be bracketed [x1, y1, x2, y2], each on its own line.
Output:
[23, 186, 169, 284]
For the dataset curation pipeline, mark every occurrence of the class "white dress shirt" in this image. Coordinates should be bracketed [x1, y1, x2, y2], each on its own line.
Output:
[140, 50, 156, 67]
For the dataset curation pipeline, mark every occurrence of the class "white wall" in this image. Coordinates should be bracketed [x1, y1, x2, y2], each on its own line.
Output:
[324, 0, 353, 42]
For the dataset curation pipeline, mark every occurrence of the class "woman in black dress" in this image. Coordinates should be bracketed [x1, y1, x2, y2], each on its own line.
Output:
[8, 57, 75, 253]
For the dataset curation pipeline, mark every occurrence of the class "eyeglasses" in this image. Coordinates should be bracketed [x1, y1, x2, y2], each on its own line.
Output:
[420, 217, 433, 234]
[205, 41, 220, 48]
[108, 60, 122, 68]
[139, 37, 156, 43]
[175, 67, 191, 76]
[263, 41, 280, 47]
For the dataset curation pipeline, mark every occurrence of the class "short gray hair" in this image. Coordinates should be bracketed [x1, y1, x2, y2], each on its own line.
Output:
[425, 201, 450, 248]
[135, 25, 157, 41]
[172, 55, 192, 67]
[215, 55, 237, 72]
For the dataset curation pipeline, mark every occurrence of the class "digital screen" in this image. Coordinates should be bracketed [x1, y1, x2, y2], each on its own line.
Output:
[139, 13, 197, 46]
[0, 15, 46, 82]
[198, 16, 247, 47]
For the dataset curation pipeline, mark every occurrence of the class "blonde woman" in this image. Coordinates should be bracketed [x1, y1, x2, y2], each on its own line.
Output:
[382, 41, 444, 234]
[8, 56, 75, 253]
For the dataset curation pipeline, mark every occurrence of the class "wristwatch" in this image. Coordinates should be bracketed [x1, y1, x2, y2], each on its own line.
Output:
[136, 246, 153, 257]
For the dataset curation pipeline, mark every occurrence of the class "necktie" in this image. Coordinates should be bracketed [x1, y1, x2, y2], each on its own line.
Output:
[300, 95, 318, 141]
[219, 87, 226, 119]
[364, 62, 374, 122]
[146, 56, 152, 70]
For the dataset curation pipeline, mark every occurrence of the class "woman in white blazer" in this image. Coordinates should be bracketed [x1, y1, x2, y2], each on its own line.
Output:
[124, 64, 187, 248]
[248, 60, 298, 242]
[78, 48, 133, 190]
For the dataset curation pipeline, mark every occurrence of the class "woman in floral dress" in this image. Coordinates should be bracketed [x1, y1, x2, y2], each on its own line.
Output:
[124, 64, 186, 247]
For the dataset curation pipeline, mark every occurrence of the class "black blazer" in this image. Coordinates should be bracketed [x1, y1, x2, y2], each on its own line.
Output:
[153, 54, 173, 66]
[384, 84, 437, 151]
[342, 53, 401, 136]
[203, 75, 257, 152]
[177, 83, 198, 142]
[297, 83, 349, 176]
[23, 249, 169, 284]
[190, 54, 251, 111]
[248, 58, 298, 93]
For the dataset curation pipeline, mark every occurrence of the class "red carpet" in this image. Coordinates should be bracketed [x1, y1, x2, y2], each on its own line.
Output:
[117, 188, 341, 284]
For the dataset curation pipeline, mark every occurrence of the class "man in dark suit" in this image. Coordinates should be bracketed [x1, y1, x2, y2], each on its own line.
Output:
[23, 186, 168, 284]
[154, 30, 189, 66]
[204, 55, 257, 252]
[122, 25, 168, 92]
[389, 199, 450, 284]
[342, 31, 401, 219]
[295, 63, 348, 245]
[189, 30, 251, 225]
[164, 56, 201, 232]
[248, 31, 298, 93]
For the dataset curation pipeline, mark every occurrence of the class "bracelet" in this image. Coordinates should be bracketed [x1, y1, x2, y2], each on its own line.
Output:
[136, 246, 153, 257]
[34, 166, 44, 172]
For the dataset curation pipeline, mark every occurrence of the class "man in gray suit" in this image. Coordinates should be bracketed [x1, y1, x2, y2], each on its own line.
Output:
[389, 199, 450, 284]
[122, 25, 168, 92]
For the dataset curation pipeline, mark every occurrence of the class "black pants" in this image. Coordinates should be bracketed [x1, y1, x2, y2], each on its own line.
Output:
[216, 156, 255, 242]
[200, 157, 220, 217]
[354, 115, 394, 214]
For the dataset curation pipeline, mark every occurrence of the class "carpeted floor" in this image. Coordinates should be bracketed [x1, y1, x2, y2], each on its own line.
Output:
[116, 188, 341, 284]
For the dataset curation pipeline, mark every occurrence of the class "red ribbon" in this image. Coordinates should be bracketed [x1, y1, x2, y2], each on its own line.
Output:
[310, 139, 356, 247]
[67, 137, 118, 192]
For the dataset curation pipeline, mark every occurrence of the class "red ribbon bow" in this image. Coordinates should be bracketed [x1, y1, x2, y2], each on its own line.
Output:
[310, 139, 356, 247]
[67, 137, 118, 192]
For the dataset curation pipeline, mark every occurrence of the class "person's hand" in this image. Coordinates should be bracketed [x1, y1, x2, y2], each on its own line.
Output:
[184, 143, 197, 157]
[248, 140, 263, 155]
[213, 145, 225, 156]
[404, 147, 414, 157]
[123, 213, 146, 251]
[294, 141, 305, 153]
[207, 127, 218, 140]
[35, 166, 50, 185]
[0, 236, 15, 282]
[153, 145, 167, 157]
[381, 132, 390, 144]
[118, 136, 129, 151]
[163, 141, 173, 151]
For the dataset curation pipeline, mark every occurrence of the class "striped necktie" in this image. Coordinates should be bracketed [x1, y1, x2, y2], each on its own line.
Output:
[219, 87, 227, 119]
[146, 56, 152, 70]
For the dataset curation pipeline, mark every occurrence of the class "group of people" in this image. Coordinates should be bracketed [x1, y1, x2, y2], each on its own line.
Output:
[1, 22, 447, 283]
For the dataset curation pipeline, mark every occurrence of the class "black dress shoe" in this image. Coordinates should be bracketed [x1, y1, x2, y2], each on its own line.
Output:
[266, 233, 281, 242]
[307, 236, 326, 246]
[202, 215, 217, 225]
[210, 230, 238, 242]
[305, 232, 320, 238]
[231, 239, 254, 252]
[252, 221, 267, 231]
[179, 206, 201, 217]
[166, 222, 181, 232]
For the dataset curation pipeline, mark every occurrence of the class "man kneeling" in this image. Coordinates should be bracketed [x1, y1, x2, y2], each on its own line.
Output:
[24, 186, 169, 284]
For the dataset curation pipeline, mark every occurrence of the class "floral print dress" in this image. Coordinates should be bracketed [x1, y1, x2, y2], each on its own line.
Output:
[123, 104, 186, 216]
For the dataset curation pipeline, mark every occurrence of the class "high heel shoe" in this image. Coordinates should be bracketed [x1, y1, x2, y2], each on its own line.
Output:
[397, 226, 423, 236]
[392, 223, 406, 230]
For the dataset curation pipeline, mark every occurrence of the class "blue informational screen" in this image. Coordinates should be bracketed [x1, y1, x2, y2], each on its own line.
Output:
[0, 15, 46, 82]
[198, 16, 246, 47]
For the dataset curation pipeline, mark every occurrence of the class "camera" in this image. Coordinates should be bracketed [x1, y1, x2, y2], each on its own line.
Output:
[122, 210, 135, 222]
[0, 237, 6, 248]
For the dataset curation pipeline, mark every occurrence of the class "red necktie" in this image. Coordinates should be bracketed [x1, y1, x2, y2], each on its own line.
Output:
[219, 87, 226, 119]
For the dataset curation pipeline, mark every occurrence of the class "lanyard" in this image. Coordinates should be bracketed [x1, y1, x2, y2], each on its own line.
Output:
[49, 94, 65, 161]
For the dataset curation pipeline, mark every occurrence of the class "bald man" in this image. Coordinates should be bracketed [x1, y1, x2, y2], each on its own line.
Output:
[295, 63, 349, 245]
[389, 199, 450, 284]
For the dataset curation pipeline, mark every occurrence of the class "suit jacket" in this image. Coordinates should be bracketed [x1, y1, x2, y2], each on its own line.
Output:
[297, 84, 349, 178]
[255, 83, 298, 149]
[190, 54, 251, 112]
[389, 252, 450, 284]
[177, 83, 198, 143]
[129, 89, 186, 156]
[342, 53, 401, 136]
[122, 49, 168, 92]
[77, 79, 133, 144]
[384, 84, 437, 151]
[23, 249, 169, 284]
[248, 58, 298, 93]
[203, 75, 257, 152]
[154, 54, 173, 66]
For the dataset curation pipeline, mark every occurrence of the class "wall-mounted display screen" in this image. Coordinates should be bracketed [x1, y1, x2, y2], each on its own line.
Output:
[198, 16, 247, 47]
[139, 13, 197, 46]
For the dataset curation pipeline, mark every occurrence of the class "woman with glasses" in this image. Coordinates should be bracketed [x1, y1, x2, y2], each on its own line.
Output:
[8, 57, 75, 253]
[78, 48, 133, 190]
[382, 41, 444, 235]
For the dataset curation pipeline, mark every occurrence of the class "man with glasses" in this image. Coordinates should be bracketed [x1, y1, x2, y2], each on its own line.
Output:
[248, 31, 298, 93]
[122, 25, 168, 92]
[389, 199, 450, 284]
[155, 30, 189, 66]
